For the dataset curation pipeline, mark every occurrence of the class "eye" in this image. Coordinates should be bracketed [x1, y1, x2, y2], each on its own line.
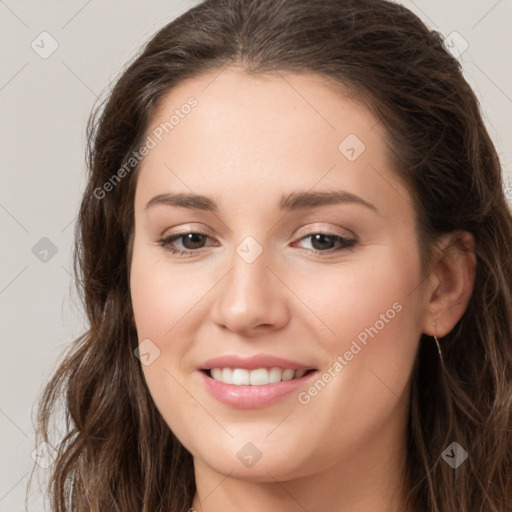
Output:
[157, 230, 356, 258]
[157, 231, 214, 256]
[294, 232, 356, 254]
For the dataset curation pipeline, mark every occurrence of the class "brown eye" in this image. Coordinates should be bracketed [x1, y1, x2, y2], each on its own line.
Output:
[176, 233, 208, 250]
[310, 234, 337, 251]
[158, 231, 212, 255]
[295, 232, 356, 254]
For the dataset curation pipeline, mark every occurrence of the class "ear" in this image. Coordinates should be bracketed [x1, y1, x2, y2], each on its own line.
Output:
[421, 230, 477, 337]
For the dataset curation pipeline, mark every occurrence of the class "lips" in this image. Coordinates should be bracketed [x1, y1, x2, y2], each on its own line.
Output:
[201, 354, 315, 371]
[198, 354, 318, 408]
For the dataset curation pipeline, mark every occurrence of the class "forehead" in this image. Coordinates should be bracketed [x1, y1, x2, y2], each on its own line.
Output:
[143, 65, 382, 160]
[134, 66, 411, 219]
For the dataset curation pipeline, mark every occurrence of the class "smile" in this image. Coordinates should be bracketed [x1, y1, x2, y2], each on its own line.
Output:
[207, 367, 311, 385]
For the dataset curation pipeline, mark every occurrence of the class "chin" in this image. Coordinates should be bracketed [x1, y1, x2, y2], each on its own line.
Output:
[191, 437, 315, 482]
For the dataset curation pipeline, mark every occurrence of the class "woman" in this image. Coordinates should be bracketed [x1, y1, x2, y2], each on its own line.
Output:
[33, 0, 512, 510]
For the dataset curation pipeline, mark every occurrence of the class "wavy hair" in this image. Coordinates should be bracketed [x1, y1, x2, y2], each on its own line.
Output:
[31, 0, 512, 511]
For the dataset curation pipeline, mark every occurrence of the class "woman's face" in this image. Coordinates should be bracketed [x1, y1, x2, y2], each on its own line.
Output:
[130, 66, 428, 482]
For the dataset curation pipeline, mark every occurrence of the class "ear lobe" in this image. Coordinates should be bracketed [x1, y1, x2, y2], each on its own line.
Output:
[421, 230, 476, 337]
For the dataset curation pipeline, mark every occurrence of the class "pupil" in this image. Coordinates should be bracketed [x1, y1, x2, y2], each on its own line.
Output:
[183, 233, 205, 249]
[311, 234, 335, 250]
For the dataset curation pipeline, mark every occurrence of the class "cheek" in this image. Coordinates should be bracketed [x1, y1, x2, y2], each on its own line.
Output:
[286, 252, 422, 461]
[129, 245, 204, 445]
[294, 243, 423, 402]
[295, 244, 422, 349]
[130, 243, 205, 342]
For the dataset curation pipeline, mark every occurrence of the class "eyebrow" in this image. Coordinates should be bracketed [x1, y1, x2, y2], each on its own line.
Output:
[144, 190, 378, 213]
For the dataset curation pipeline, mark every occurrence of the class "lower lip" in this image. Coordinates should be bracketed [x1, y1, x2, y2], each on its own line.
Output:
[198, 370, 317, 409]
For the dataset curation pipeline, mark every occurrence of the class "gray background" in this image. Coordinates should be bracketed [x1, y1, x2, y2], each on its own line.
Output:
[1, 1, 511, 510]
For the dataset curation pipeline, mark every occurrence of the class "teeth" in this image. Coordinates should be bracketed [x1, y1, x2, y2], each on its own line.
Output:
[282, 369, 295, 381]
[232, 368, 250, 385]
[208, 367, 309, 386]
[222, 368, 233, 384]
[269, 367, 282, 383]
[249, 368, 268, 385]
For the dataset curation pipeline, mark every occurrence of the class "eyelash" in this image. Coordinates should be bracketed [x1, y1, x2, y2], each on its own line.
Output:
[157, 231, 357, 258]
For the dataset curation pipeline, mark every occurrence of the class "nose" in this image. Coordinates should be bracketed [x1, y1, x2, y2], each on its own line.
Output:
[211, 246, 290, 337]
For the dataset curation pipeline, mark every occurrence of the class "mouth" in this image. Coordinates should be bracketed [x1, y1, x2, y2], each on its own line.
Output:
[198, 367, 318, 409]
[201, 367, 316, 386]
[197, 354, 318, 408]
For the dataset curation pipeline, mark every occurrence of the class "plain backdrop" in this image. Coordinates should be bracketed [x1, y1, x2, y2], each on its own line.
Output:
[1, 0, 511, 510]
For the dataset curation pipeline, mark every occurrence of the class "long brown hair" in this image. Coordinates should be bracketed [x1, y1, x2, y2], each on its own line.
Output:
[31, 1, 512, 510]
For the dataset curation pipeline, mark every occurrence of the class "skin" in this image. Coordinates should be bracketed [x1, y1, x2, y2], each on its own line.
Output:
[129, 66, 476, 512]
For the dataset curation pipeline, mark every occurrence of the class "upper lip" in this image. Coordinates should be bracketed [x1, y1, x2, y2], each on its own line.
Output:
[200, 354, 316, 371]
